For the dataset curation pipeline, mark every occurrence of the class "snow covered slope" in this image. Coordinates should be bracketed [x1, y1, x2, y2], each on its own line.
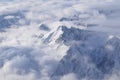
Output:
[52, 27, 120, 80]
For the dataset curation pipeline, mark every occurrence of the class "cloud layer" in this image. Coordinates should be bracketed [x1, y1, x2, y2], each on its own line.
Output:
[0, 0, 120, 80]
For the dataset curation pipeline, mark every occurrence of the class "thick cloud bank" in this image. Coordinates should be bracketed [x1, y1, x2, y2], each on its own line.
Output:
[0, 0, 120, 80]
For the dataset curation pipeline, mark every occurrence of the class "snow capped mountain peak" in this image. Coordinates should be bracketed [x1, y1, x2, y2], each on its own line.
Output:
[51, 27, 120, 80]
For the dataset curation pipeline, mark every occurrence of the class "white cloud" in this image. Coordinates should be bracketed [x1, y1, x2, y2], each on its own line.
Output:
[0, 0, 120, 80]
[60, 73, 78, 80]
